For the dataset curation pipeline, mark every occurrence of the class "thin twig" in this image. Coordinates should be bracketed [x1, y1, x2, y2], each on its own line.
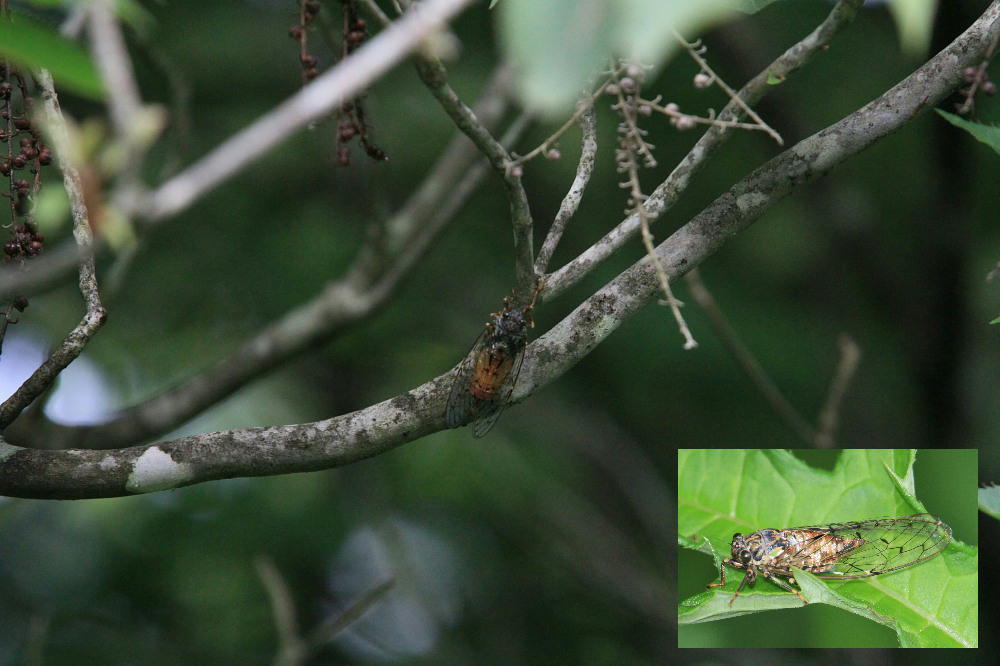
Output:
[614, 71, 696, 348]
[0, 71, 107, 429]
[955, 31, 1000, 114]
[87, 0, 143, 141]
[814, 334, 861, 448]
[535, 104, 597, 274]
[685, 269, 814, 442]
[511, 66, 625, 166]
[638, 97, 778, 133]
[412, 53, 535, 296]
[304, 578, 395, 649]
[674, 30, 783, 145]
[255, 555, 307, 666]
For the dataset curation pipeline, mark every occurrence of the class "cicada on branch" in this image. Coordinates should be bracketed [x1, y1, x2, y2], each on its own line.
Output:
[444, 285, 542, 438]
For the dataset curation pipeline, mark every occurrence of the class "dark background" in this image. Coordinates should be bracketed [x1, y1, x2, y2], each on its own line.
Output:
[0, 0, 996, 662]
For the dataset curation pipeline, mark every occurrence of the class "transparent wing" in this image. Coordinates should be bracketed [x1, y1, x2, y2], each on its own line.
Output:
[814, 514, 952, 579]
[469, 343, 526, 438]
[445, 329, 487, 429]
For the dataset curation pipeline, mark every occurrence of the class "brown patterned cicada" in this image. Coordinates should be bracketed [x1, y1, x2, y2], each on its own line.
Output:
[444, 286, 541, 438]
[706, 513, 952, 606]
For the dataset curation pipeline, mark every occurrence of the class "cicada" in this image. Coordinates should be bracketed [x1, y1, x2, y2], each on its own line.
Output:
[706, 513, 952, 606]
[444, 286, 541, 437]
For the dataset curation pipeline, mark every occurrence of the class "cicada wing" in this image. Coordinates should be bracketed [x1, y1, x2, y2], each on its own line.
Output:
[469, 343, 526, 438]
[818, 515, 952, 578]
[445, 329, 486, 429]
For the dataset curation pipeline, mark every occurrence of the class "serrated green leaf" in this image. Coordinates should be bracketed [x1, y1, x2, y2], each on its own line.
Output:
[677, 449, 977, 648]
[0, 13, 103, 100]
[936, 109, 1000, 157]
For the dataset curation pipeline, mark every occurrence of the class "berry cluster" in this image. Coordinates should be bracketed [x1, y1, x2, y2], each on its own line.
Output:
[962, 66, 997, 97]
[334, 2, 384, 165]
[2, 71, 50, 262]
[2, 67, 52, 329]
[289, 1, 324, 83]
[957, 64, 997, 115]
[286, 0, 386, 167]
[3, 222, 44, 260]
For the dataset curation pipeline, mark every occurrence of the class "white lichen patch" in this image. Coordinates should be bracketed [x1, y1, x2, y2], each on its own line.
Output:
[98, 455, 118, 471]
[125, 446, 194, 494]
[735, 191, 768, 214]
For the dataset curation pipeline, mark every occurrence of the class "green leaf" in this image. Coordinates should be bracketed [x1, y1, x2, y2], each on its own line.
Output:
[499, 0, 748, 115]
[936, 109, 1000, 156]
[991, 315, 1000, 325]
[887, 0, 936, 58]
[979, 484, 1000, 519]
[677, 449, 977, 648]
[489, 0, 502, 8]
[766, 70, 785, 85]
[0, 13, 103, 100]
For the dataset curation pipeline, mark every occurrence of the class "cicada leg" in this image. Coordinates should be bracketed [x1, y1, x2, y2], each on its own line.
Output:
[706, 559, 731, 591]
[757, 569, 809, 605]
[706, 559, 755, 606]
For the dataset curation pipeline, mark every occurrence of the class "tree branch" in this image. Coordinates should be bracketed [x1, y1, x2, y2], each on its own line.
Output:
[9, 67, 525, 450]
[412, 54, 535, 296]
[535, 104, 597, 274]
[0, 72, 107, 429]
[2, 0, 997, 499]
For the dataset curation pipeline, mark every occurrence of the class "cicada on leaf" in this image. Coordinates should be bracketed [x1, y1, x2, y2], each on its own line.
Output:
[445, 286, 541, 438]
[706, 513, 952, 606]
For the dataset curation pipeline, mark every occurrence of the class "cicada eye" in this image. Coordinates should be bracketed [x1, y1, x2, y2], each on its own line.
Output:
[739, 550, 752, 565]
[731, 533, 741, 542]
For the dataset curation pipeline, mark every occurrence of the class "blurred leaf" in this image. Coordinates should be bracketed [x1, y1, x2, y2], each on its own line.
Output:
[991, 315, 1000, 325]
[33, 185, 70, 235]
[0, 13, 103, 100]
[500, 0, 763, 115]
[677, 449, 977, 647]
[936, 109, 1000, 156]
[979, 484, 1000, 518]
[887, 0, 937, 58]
